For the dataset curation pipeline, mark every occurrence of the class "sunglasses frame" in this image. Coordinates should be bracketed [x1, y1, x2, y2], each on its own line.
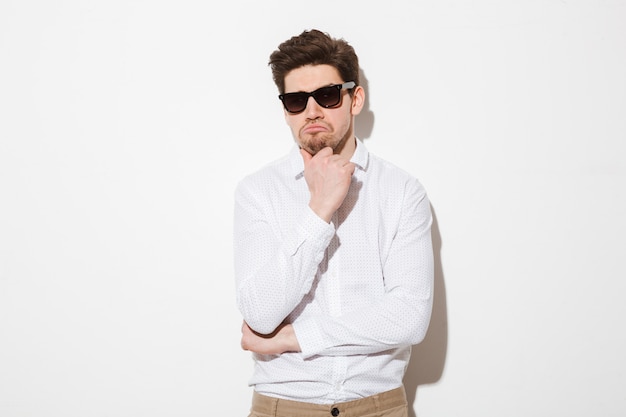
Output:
[278, 81, 356, 114]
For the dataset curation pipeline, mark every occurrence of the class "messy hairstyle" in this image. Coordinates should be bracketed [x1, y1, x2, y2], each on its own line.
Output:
[269, 29, 360, 94]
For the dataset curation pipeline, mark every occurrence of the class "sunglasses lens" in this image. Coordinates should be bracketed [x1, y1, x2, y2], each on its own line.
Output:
[313, 86, 341, 108]
[282, 94, 308, 113]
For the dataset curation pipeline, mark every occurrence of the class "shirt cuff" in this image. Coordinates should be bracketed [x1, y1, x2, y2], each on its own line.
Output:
[286, 206, 335, 256]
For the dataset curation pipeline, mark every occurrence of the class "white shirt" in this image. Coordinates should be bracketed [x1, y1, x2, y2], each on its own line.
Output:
[234, 138, 433, 404]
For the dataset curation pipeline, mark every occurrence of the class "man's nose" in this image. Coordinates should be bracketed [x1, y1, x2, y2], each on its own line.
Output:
[303, 96, 324, 118]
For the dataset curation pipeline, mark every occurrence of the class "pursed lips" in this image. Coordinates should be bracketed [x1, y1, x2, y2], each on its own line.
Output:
[302, 123, 328, 135]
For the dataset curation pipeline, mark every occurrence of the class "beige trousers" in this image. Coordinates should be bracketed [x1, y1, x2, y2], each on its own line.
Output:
[248, 386, 408, 417]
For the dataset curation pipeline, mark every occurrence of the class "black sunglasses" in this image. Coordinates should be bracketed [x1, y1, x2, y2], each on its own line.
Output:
[278, 81, 356, 114]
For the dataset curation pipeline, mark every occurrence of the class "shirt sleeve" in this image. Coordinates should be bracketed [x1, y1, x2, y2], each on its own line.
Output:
[292, 178, 434, 358]
[233, 178, 335, 335]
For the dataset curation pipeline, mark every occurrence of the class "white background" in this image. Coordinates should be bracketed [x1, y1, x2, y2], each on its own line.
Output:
[1, 1, 625, 416]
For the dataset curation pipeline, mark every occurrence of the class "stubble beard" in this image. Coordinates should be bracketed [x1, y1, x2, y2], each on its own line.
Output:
[299, 131, 351, 156]
[300, 133, 333, 155]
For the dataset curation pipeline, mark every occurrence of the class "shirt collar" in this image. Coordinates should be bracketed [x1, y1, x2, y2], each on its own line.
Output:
[290, 137, 370, 178]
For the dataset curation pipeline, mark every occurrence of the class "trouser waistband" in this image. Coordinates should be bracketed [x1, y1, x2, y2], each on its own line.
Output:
[251, 386, 407, 417]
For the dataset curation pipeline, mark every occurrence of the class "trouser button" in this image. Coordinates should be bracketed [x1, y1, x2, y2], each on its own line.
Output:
[331, 407, 340, 416]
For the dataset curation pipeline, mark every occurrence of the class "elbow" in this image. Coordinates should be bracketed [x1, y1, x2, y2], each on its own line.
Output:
[244, 318, 281, 336]
[404, 317, 430, 346]
[410, 320, 430, 345]
[238, 302, 284, 335]
[407, 299, 433, 346]
[237, 290, 286, 335]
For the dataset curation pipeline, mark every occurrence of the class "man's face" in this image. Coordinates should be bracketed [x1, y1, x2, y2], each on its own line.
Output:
[282, 64, 364, 157]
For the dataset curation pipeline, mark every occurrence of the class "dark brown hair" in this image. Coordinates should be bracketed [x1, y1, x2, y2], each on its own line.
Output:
[269, 29, 360, 94]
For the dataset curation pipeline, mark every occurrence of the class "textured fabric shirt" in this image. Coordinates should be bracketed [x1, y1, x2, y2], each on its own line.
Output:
[234, 138, 434, 404]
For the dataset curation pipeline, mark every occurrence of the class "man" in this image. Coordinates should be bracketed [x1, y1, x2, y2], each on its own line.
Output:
[234, 29, 434, 417]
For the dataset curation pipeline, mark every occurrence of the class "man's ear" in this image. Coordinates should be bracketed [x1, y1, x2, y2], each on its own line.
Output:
[350, 85, 365, 116]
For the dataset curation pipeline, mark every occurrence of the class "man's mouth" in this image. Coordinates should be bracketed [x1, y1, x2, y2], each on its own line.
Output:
[302, 123, 327, 135]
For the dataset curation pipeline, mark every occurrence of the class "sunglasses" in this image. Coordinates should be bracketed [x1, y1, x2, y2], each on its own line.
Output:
[278, 81, 356, 114]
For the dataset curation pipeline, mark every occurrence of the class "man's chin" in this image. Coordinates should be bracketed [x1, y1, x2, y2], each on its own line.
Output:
[299, 138, 329, 155]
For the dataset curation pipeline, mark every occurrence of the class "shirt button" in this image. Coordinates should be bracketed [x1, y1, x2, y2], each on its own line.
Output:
[331, 407, 340, 416]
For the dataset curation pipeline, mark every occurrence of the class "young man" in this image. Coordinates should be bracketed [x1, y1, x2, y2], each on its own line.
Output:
[234, 29, 434, 417]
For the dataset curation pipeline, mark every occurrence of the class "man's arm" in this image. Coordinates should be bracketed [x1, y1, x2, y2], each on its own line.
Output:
[291, 177, 434, 358]
[234, 147, 351, 335]
[234, 182, 333, 335]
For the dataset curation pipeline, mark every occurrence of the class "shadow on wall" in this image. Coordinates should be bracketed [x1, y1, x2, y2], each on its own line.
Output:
[404, 207, 448, 417]
[355, 68, 448, 417]
[355, 69, 375, 141]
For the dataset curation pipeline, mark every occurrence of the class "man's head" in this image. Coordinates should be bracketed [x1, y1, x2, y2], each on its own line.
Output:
[269, 30, 365, 157]
[269, 29, 360, 95]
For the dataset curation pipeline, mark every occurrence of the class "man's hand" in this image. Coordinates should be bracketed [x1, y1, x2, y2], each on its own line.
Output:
[241, 321, 301, 355]
[300, 147, 355, 223]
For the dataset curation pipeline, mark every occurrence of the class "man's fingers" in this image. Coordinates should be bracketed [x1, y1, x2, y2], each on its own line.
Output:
[316, 147, 333, 157]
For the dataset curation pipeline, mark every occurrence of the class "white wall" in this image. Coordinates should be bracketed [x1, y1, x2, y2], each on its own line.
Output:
[1, 1, 625, 416]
